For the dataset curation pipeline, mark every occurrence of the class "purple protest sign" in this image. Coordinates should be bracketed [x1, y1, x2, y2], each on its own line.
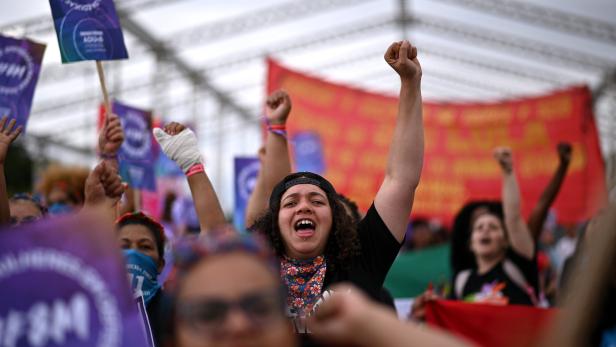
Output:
[292, 131, 326, 174]
[234, 157, 260, 232]
[49, 0, 129, 63]
[0, 35, 46, 132]
[0, 215, 150, 347]
[114, 100, 156, 191]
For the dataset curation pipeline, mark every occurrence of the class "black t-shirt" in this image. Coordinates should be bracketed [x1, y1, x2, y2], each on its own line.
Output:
[453, 248, 539, 306]
[146, 289, 171, 347]
[323, 203, 402, 302]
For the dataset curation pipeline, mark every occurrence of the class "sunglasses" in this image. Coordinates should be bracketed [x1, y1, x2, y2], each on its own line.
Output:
[176, 287, 286, 334]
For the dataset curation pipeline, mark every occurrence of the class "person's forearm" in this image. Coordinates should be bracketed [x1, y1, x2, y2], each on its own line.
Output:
[244, 169, 267, 228]
[386, 80, 423, 188]
[0, 165, 10, 225]
[118, 186, 135, 215]
[528, 161, 569, 239]
[353, 306, 470, 347]
[503, 172, 522, 226]
[187, 172, 226, 233]
[263, 132, 292, 196]
[502, 170, 535, 257]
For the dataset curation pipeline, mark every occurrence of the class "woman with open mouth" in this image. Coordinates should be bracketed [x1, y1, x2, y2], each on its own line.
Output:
[250, 39, 424, 327]
[449, 147, 539, 306]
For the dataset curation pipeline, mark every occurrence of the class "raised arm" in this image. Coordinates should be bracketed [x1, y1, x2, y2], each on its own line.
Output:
[244, 146, 267, 227]
[374, 40, 424, 242]
[153, 123, 226, 233]
[494, 147, 535, 259]
[309, 284, 471, 347]
[97, 112, 125, 217]
[527, 142, 572, 240]
[0, 116, 23, 225]
[244, 90, 293, 228]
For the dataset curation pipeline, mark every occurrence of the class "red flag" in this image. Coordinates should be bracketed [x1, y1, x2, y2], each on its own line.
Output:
[267, 59, 606, 226]
[425, 300, 557, 347]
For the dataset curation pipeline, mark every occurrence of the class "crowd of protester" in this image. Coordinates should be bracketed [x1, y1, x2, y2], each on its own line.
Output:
[1, 39, 614, 347]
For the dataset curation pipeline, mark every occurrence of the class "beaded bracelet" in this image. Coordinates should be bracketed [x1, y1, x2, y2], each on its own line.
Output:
[98, 152, 118, 160]
[186, 163, 205, 177]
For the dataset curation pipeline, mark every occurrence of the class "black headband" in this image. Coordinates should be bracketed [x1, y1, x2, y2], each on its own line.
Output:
[269, 172, 337, 210]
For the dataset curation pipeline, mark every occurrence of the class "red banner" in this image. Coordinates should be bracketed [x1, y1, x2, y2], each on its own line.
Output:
[426, 300, 556, 347]
[267, 59, 606, 225]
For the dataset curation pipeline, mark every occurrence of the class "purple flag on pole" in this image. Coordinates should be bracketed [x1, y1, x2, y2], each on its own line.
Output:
[0, 35, 46, 132]
[292, 131, 326, 174]
[0, 215, 150, 347]
[114, 100, 156, 191]
[49, 0, 129, 63]
[234, 157, 260, 232]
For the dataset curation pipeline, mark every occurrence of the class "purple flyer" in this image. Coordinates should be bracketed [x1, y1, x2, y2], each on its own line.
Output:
[114, 100, 156, 191]
[0, 215, 150, 346]
[0, 35, 46, 132]
[49, 0, 129, 63]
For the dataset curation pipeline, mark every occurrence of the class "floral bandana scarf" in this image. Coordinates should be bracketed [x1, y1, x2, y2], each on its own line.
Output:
[280, 255, 327, 315]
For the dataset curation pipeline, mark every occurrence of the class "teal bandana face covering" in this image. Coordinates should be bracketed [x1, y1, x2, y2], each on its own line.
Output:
[124, 249, 161, 304]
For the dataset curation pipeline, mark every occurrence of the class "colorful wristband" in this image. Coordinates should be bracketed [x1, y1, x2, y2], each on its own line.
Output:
[185, 163, 205, 177]
[264, 117, 287, 139]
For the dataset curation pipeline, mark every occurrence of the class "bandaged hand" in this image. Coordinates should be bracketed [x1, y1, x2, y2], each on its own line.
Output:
[153, 125, 202, 173]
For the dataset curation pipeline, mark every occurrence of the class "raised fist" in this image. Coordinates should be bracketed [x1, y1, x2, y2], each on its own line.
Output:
[84, 161, 125, 207]
[384, 40, 422, 83]
[493, 147, 513, 174]
[265, 90, 292, 125]
[98, 113, 124, 156]
[153, 122, 202, 173]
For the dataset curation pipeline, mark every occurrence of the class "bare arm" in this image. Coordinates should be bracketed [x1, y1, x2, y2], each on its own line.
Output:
[374, 40, 424, 242]
[0, 117, 22, 225]
[309, 285, 471, 347]
[527, 142, 571, 240]
[244, 147, 268, 227]
[187, 172, 226, 232]
[494, 147, 535, 259]
[153, 123, 226, 233]
[118, 186, 135, 215]
[98, 113, 125, 219]
[245, 91, 293, 227]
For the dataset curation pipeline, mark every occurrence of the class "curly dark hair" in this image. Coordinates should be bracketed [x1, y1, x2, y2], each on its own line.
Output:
[250, 173, 360, 271]
[337, 193, 361, 224]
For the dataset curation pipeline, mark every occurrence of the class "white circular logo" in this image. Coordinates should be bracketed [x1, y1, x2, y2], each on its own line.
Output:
[121, 111, 151, 159]
[238, 161, 261, 201]
[0, 46, 35, 95]
[0, 248, 121, 347]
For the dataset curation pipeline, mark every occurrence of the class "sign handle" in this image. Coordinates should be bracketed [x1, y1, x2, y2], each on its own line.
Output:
[133, 188, 141, 212]
[96, 61, 111, 118]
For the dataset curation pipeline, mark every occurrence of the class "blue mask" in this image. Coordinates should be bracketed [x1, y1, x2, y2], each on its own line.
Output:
[48, 202, 73, 215]
[124, 249, 161, 304]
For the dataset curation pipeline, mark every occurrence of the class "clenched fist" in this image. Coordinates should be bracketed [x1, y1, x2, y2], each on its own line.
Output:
[265, 90, 292, 125]
[385, 40, 422, 84]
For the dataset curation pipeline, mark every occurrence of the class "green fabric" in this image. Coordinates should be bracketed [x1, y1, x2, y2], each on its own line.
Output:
[384, 244, 452, 298]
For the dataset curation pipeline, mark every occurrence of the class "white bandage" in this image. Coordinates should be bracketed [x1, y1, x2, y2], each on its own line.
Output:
[153, 128, 202, 173]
